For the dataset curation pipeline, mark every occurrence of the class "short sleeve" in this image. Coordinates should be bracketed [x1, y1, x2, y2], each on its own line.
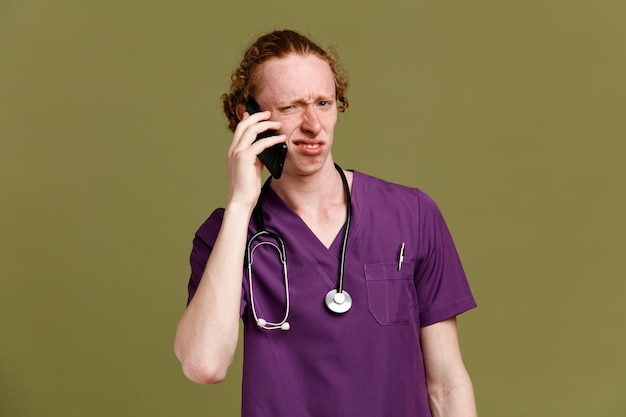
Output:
[415, 191, 476, 326]
[186, 209, 225, 305]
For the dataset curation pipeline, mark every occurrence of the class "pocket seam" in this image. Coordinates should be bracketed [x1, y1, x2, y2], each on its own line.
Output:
[364, 262, 415, 326]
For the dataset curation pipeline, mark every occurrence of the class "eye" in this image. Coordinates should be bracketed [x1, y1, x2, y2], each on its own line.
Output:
[280, 105, 298, 114]
[318, 100, 334, 108]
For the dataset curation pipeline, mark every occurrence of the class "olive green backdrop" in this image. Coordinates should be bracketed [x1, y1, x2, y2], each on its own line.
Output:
[1, 0, 624, 416]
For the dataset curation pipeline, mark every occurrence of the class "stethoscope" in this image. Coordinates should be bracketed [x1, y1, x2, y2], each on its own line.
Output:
[246, 163, 352, 330]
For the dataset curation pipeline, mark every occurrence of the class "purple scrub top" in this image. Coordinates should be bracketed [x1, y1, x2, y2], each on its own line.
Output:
[188, 171, 476, 417]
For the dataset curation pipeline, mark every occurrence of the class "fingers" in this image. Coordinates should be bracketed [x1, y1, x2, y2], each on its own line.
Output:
[229, 111, 286, 163]
[231, 111, 283, 149]
[225, 111, 286, 209]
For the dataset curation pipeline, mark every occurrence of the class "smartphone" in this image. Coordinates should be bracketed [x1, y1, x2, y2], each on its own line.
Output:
[245, 99, 287, 179]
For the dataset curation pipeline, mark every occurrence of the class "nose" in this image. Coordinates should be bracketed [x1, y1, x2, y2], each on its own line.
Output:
[300, 105, 321, 136]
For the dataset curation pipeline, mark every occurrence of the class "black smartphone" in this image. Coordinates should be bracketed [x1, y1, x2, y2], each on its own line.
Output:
[245, 99, 288, 179]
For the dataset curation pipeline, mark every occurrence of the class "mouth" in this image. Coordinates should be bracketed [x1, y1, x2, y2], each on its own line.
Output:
[297, 143, 321, 150]
[292, 140, 323, 156]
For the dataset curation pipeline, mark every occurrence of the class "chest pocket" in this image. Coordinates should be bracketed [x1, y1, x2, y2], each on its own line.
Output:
[364, 262, 415, 325]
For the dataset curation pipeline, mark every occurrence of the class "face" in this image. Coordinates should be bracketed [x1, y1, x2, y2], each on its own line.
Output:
[255, 54, 338, 177]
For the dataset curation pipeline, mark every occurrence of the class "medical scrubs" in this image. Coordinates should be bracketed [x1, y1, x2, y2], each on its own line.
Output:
[187, 171, 476, 417]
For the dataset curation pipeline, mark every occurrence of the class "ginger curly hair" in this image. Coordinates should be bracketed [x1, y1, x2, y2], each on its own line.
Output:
[222, 30, 349, 132]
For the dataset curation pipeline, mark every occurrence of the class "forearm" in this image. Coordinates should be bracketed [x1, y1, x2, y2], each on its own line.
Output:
[428, 374, 477, 417]
[422, 319, 477, 417]
[174, 202, 253, 384]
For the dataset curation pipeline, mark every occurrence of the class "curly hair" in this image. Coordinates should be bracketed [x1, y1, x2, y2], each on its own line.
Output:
[222, 30, 349, 132]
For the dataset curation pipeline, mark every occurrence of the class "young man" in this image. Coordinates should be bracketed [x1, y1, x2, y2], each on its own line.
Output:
[174, 30, 478, 417]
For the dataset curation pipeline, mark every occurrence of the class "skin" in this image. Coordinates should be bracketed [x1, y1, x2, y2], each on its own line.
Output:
[248, 54, 350, 248]
[174, 53, 477, 417]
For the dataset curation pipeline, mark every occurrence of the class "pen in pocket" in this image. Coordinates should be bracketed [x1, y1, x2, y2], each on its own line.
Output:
[398, 242, 405, 271]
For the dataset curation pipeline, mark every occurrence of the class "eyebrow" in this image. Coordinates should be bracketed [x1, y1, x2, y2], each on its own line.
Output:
[277, 94, 336, 106]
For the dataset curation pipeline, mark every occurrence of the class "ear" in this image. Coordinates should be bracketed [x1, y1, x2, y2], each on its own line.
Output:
[236, 103, 247, 122]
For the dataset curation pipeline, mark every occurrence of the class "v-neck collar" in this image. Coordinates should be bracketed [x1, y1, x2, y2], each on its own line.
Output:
[257, 171, 365, 289]
[259, 170, 363, 256]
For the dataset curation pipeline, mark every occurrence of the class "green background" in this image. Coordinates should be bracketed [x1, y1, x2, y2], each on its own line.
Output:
[1, 1, 625, 416]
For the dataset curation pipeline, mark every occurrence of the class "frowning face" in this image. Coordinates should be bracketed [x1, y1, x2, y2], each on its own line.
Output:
[255, 53, 338, 177]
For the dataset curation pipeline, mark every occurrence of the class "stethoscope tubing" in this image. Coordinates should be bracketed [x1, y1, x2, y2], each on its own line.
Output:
[246, 230, 290, 330]
[247, 164, 352, 330]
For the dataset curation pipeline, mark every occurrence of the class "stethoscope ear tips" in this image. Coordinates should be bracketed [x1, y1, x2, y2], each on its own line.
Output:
[256, 317, 290, 331]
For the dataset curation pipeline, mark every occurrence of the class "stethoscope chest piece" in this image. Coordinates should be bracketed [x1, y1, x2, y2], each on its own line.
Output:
[325, 289, 352, 314]
[250, 163, 353, 329]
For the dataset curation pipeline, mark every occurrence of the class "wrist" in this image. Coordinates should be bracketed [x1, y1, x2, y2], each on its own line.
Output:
[224, 199, 256, 221]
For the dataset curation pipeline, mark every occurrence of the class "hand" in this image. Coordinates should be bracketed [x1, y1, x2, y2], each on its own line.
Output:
[226, 110, 286, 210]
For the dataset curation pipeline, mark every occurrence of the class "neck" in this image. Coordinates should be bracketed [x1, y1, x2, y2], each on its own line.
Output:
[268, 161, 352, 249]
[270, 161, 349, 213]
